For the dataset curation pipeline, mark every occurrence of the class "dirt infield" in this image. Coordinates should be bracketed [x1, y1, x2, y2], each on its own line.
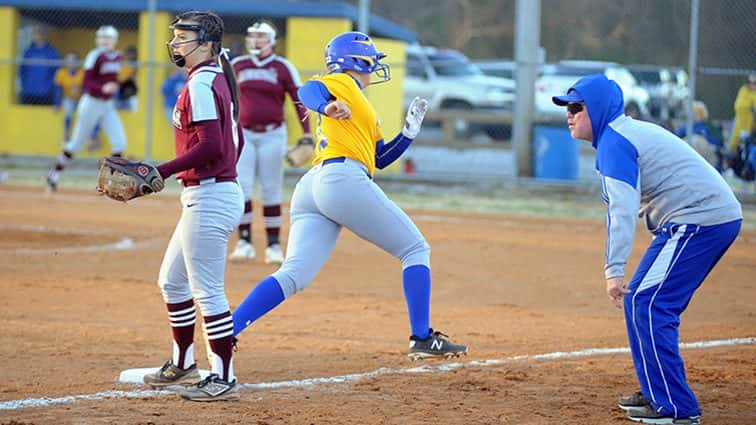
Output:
[1, 184, 754, 424]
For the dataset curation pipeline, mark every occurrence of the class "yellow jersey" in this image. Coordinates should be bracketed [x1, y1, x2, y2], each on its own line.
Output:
[311, 72, 383, 176]
[119, 63, 136, 82]
[54, 68, 84, 100]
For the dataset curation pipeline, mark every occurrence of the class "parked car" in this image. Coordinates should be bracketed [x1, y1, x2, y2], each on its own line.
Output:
[535, 60, 651, 117]
[628, 65, 674, 119]
[474, 59, 516, 80]
[404, 44, 516, 139]
[627, 65, 690, 120]
[475, 59, 556, 80]
[666, 67, 690, 119]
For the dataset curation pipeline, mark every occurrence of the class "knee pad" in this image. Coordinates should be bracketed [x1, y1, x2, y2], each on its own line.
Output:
[157, 279, 192, 305]
[272, 265, 314, 298]
[190, 288, 230, 317]
[400, 238, 431, 269]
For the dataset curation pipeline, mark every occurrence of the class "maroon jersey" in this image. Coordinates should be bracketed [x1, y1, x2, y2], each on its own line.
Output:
[170, 60, 243, 184]
[231, 54, 310, 133]
[82, 48, 122, 100]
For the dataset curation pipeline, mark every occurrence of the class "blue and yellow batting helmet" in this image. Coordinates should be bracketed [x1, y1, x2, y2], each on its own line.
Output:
[325, 31, 391, 83]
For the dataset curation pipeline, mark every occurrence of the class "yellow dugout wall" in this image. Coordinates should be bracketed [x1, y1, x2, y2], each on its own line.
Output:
[0, 7, 407, 173]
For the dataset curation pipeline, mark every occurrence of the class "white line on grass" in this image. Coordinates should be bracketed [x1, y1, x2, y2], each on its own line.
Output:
[1, 336, 753, 411]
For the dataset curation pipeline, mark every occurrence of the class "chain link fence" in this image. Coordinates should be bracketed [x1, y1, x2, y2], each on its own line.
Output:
[2, 3, 292, 161]
[13, 8, 142, 106]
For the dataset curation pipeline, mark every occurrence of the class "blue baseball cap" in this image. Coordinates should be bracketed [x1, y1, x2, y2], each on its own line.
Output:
[552, 88, 583, 106]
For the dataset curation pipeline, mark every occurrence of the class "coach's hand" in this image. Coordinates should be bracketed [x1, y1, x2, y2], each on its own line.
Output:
[606, 277, 629, 309]
[324, 101, 351, 120]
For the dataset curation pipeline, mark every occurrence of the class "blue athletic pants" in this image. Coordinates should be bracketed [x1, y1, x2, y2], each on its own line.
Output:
[624, 219, 741, 418]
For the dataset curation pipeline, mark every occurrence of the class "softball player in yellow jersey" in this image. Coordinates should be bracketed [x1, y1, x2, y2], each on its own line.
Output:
[53, 53, 84, 141]
[232, 31, 467, 359]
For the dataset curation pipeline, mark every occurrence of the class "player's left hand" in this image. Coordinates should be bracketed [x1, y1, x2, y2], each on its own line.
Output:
[402, 97, 429, 139]
[96, 156, 165, 202]
[606, 277, 629, 309]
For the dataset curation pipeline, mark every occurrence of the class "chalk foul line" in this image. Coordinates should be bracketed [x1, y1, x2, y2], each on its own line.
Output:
[1, 336, 753, 411]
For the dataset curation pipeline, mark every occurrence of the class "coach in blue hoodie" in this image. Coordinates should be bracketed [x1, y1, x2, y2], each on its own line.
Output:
[19, 25, 60, 105]
[553, 74, 742, 425]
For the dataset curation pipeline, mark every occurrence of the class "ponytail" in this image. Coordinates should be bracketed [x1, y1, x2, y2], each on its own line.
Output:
[219, 49, 240, 122]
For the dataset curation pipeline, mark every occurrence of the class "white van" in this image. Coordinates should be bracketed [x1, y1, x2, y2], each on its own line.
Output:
[404, 44, 515, 139]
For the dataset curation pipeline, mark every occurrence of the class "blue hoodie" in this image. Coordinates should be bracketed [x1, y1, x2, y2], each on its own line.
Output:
[20, 42, 60, 97]
[558, 74, 741, 279]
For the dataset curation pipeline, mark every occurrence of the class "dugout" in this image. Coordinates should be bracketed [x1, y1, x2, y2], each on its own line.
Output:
[0, 1, 414, 164]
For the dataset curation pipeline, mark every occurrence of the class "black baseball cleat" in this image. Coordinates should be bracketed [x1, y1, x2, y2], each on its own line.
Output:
[626, 404, 701, 424]
[177, 373, 240, 402]
[618, 390, 651, 410]
[408, 328, 467, 360]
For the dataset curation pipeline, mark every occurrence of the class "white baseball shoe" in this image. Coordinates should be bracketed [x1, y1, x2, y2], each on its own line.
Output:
[264, 243, 284, 264]
[230, 240, 255, 262]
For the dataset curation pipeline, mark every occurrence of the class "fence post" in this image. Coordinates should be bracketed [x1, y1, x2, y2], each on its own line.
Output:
[684, 0, 699, 144]
[143, 0, 157, 160]
[513, 0, 541, 177]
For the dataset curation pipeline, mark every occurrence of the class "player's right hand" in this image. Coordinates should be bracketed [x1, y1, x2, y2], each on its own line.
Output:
[606, 277, 629, 309]
[324, 101, 351, 119]
[102, 81, 119, 95]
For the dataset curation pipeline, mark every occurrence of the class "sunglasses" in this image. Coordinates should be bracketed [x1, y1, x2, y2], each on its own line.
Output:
[567, 103, 584, 115]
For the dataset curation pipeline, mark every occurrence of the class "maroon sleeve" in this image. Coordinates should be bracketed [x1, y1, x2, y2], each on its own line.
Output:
[157, 119, 223, 178]
[82, 67, 102, 97]
[282, 65, 311, 134]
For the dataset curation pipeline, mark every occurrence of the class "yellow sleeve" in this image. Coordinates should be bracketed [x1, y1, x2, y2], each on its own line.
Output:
[74, 69, 84, 85]
[733, 86, 751, 112]
[728, 86, 756, 152]
[316, 73, 355, 104]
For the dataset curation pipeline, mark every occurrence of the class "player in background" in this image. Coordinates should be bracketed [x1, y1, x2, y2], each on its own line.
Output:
[229, 21, 311, 264]
[46, 26, 126, 192]
[53, 53, 84, 142]
[141, 11, 244, 402]
[53, 53, 103, 151]
[552, 74, 742, 425]
[231, 31, 467, 360]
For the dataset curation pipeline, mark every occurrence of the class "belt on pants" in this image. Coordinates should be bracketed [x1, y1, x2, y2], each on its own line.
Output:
[180, 176, 237, 187]
[321, 157, 372, 179]
[247, 122, 282, 133]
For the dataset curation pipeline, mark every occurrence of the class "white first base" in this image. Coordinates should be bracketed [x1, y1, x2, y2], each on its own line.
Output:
[118, 367, 212, 385]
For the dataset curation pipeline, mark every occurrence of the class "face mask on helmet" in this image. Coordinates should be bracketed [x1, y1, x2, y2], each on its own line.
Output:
[95, 25, 118, 50]
[245, 22, 276, 56]
[324, 31, 391, 85]
[166, 21, 212, 68]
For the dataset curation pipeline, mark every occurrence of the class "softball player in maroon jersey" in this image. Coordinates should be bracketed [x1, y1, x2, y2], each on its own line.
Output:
[229, 21, 311, 264]
[141, 11, 244, 402]
[47, 25, 126, 192]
